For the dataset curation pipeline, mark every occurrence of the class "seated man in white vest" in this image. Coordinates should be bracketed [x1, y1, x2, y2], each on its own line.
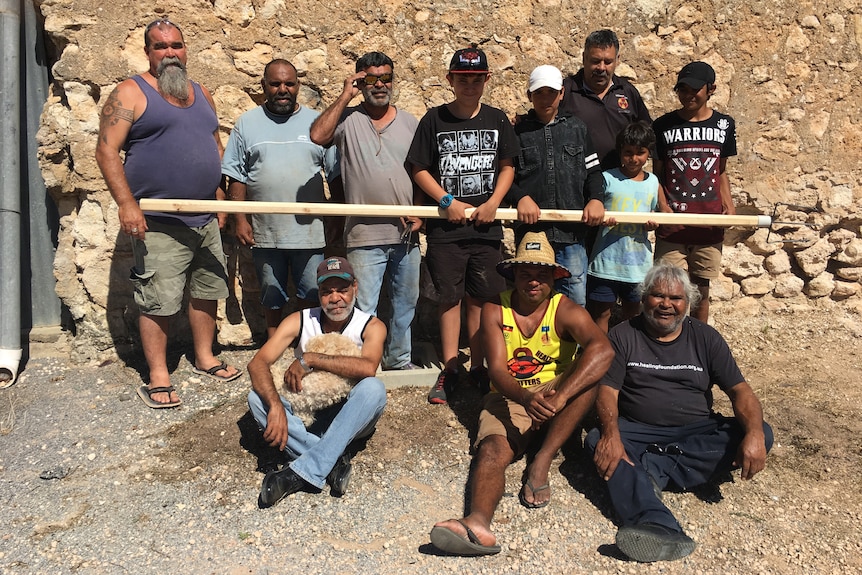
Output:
[247, 256, 387, 506]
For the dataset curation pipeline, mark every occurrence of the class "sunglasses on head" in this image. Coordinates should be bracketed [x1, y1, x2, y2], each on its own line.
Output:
[361, 73, 393, 86]
[145, 18, 183, 46]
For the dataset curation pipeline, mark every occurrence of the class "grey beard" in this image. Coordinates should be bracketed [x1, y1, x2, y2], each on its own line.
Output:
[157, 58, 189, 100]
[322, 298, 356, 322]
[362, 86, 391, 107]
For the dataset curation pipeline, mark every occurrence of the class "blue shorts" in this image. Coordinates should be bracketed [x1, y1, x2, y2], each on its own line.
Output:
[252, 248, 323, 309]
[587, 275, 641, 304]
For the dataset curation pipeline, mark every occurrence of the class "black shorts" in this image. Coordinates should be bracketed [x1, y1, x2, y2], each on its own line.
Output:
[425, 240, 506, 305]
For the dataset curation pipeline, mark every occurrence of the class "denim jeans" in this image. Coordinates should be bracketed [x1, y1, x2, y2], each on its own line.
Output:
[347, 244, 420, 369]
[553, 241, 588, 305]
[247, 376, 387, 489]
[252, 248, 323, 308]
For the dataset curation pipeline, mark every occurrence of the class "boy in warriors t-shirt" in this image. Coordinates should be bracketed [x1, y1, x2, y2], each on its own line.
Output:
[652, 61, 737, 323]
[407, 46, 519, 404]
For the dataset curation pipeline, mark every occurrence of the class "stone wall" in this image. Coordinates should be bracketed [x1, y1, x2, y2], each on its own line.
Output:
[35, 0, 862, 361]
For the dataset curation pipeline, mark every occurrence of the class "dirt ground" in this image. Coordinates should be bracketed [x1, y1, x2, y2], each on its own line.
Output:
[160, 300, 862, 568]
[164, 299, 862, 491]
[3, 299, 862, 573]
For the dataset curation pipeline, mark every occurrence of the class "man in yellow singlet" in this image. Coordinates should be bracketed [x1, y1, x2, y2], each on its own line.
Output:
[429, 231, 614, 556]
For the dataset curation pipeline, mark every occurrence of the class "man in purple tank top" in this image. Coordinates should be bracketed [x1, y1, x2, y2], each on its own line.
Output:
[96, 19, 241, 409]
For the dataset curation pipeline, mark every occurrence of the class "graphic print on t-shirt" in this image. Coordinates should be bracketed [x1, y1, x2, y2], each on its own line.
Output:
[666, 146, 720, 212]
[437, 130, 499, 198]
[658, 115, 732, 213]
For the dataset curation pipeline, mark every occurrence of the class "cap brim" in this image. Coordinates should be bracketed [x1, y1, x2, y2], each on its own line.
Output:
[448, 69, 489, 74]
[529, 83, 563, 92]
[496, 260, 572, 281]
[317, 273, 354, 284]
[675, 78, 707, 90]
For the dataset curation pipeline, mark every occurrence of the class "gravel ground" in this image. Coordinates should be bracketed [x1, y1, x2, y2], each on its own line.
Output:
[1, 301, 861, 574]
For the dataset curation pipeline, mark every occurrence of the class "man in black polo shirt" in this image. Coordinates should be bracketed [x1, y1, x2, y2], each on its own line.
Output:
[560, 29, 652, 170]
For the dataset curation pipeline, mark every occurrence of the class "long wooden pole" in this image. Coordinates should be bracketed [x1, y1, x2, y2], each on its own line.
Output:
[138, 199, 772, 228]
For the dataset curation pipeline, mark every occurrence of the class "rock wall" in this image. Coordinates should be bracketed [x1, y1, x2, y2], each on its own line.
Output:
[35, 0, 862, 361]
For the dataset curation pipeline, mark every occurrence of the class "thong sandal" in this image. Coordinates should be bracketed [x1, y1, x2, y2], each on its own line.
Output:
[137, 385, 182, 409]
[519, 480, 550, 509]
[430, 519, 501, 556]
[192, 361, 242, 382]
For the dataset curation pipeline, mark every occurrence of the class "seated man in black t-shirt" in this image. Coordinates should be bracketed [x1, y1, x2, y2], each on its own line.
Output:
[585, 263, 773, 563]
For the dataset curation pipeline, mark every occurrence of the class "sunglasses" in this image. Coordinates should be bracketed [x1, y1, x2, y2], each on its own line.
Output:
[361, 73, 393, 86]
[145, 18, 183, 47]
[646, 443, 684, 456]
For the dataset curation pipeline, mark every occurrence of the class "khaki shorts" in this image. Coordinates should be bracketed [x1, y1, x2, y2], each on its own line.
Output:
[130, 218, 229, 316]
[654, 240, 723, 281]
[475, 377, 561, 456]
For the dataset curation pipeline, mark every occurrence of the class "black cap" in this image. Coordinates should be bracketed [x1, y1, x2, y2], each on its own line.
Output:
[675, 61, 716, 90]
[449, 47, 489, 74]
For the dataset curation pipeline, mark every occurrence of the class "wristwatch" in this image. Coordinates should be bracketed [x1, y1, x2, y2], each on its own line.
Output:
[439, 193, 454, 208]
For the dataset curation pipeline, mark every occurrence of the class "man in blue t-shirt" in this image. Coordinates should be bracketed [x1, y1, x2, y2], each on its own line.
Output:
[585, 263, 773, 563]
[222, 59, 338, 338]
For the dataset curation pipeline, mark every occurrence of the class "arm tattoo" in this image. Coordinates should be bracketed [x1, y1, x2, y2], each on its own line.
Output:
[99, 89, 134, 135]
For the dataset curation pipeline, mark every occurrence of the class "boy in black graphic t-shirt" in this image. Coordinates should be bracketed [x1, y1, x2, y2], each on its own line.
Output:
[652, 61, 737, 323]
[407, 46, 519, 404]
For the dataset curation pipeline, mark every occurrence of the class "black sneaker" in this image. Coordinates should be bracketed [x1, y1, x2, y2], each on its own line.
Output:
[327, 454, 353, 498]
[469, 366, 491, 395]
[615, 523, 696, 562]
[428, 370, 456, 404]
[259, 466, 308, 508]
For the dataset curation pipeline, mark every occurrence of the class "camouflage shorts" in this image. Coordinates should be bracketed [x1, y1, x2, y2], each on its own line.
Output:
[130, 218, 228, 316]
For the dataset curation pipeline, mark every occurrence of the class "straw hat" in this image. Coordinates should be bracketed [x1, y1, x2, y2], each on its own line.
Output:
[496, 231, 572, 280]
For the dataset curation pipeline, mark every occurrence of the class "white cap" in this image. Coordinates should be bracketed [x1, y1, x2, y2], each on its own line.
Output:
[528, 65, 563, 93]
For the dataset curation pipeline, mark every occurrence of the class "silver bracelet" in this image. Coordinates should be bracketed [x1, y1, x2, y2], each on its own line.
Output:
[299, 356, 313, 372]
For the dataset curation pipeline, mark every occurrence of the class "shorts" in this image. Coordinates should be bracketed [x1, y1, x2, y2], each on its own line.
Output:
[252, 248, 323, 309]
[654, 240, 723, 281]
[425, 240, 506, 305]
[587, 276, 641, 303]
[130, 218, 228, 316]
[475, 377, 560, 456]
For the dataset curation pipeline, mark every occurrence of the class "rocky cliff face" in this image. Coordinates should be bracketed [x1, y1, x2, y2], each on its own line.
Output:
[35, 0, 862, 361]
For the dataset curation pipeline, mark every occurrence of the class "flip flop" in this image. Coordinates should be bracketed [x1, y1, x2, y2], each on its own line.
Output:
[137, 385, 182, 409]
[192, 361, 242, 382]
[519, 480, 550, 509]
[430, 519, 501, 556]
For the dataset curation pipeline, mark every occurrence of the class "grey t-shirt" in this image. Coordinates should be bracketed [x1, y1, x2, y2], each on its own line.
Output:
[222, 105, 338, 249]
[333, 106, 418, 248]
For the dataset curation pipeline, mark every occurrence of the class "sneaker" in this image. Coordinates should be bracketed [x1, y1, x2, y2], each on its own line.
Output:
[428, 370, 457, 404]
[469, 366, 491, 395]
[615, 523, 696, 562]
